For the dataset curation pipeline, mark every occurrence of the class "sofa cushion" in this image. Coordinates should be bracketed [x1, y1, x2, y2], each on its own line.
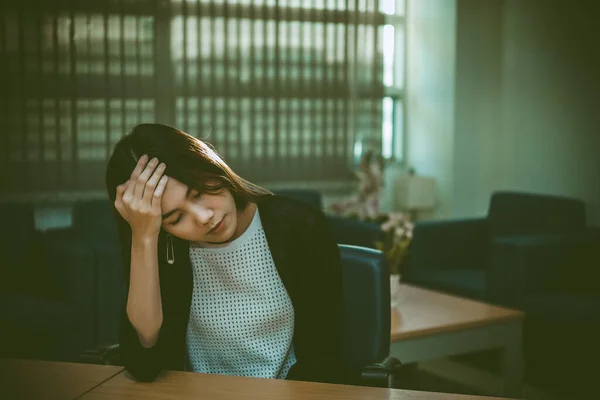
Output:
[488, 191, 586, 237]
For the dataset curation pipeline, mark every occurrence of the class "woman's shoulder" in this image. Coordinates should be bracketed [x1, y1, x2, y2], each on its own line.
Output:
[258, 194, 327, 225]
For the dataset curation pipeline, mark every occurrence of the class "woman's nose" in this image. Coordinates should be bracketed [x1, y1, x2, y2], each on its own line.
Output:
[190, 205, 214, 226]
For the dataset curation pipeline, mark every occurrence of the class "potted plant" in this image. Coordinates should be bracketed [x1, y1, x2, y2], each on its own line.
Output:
[374, 212, 414, 306]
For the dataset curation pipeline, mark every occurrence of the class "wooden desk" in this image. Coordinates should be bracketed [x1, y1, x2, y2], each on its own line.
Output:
[0, 359, 124, 400]
[390, 284, 524, 398]
[81, 369, 509, 400]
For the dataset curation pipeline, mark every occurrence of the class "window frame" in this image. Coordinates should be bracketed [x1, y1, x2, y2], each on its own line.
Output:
[382, 0, 406, 162]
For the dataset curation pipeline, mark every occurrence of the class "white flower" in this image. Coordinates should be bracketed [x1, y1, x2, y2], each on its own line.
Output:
[381, 212, 409, 232]
[394, 227, 406, 238]
[381, 219, 396, 232]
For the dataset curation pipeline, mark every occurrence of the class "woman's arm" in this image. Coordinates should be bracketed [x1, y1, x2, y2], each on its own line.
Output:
[113, 155, 168, 381]
[116, 231, 167, 382]
[127, 235, 163, 348]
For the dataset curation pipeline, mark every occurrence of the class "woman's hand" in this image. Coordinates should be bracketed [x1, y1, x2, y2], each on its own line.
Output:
[114, 155, 169, 241]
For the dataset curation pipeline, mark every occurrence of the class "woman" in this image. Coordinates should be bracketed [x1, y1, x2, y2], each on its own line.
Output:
[105, 123, 350, 384]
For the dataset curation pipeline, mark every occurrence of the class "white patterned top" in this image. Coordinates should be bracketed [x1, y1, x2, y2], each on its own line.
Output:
[186, 209, 296, 379]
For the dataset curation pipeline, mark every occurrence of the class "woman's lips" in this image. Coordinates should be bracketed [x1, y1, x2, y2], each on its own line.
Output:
[209, 217, 225, 234]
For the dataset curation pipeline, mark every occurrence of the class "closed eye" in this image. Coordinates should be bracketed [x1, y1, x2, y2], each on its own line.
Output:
[170, 213, 184, 226]
[169, 191, 201, 226]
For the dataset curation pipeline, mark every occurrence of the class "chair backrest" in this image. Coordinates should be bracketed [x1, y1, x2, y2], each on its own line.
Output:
[329, 215, 385, 249]
[338, 244, 391, 370]
[488, 191, 586, 237]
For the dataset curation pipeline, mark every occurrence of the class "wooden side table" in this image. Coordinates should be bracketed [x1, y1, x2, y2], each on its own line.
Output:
[390, 284, 524, 397]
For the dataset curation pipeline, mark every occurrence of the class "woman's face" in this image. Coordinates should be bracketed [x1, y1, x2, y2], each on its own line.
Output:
[160, 177, 238, 244]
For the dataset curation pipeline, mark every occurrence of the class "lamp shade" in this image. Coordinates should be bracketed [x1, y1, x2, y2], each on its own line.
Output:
[394, 175, 436, 210]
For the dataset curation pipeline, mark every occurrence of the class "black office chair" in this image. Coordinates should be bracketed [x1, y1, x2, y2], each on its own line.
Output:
[338, 244, 403, 388]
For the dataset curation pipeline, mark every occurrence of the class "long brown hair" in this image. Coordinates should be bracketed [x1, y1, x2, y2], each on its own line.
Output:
[105, 124, 272, 267]
[105, 123, 271, 209]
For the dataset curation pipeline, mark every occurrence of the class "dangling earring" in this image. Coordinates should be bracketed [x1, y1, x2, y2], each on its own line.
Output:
[167, 234, 175, 265]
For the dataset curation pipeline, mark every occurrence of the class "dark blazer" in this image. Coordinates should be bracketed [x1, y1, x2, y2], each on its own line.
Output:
[117, 195, 351, 384]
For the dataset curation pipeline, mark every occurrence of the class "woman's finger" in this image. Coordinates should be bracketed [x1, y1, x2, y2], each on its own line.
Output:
[128, 154, 148, 183]
[152, 175, 168, 212]
[133, 157, 159, 201]
[115, 181, 128, 203]
[123, 155, 148, 201]
[114, 180, 129, 214]
[142, 163, 166, 203]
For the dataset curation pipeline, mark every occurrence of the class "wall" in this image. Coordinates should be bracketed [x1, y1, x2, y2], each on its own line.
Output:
[409, 0, 600, 225]
[405, 0, 457, 218]
[452, 0, 504, 217]
[499, 0, 600, 225]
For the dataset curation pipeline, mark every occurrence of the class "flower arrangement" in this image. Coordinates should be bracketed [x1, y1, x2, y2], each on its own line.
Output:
[328, 151, 414, 275]
[373, 212, 414, 275]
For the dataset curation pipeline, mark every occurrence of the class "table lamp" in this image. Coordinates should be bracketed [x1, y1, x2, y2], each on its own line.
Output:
[393, 174, 436, 219]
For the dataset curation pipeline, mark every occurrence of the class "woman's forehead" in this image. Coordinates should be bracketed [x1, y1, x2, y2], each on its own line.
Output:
[161, 178, 189, 206]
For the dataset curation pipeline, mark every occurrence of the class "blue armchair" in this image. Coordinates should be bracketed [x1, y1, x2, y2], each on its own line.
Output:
[403, 191, 600, 394]
[403, 191, 594, 303]
[490, 231, 600, 395]
[404, 217, 489, 300]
